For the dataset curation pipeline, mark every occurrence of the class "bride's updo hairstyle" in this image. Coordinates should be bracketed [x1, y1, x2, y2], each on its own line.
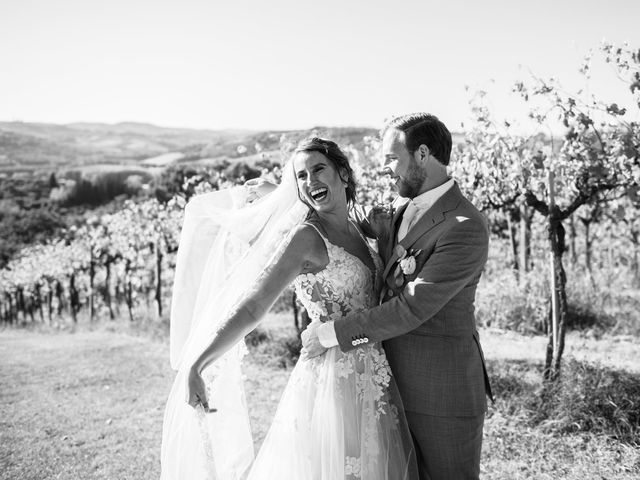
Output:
[293, 137, 357, 208]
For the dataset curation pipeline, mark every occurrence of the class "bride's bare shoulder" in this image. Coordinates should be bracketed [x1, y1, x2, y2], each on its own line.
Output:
[287, 222, 329, 272]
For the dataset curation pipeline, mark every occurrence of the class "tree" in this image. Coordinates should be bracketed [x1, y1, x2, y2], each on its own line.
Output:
[459, 42, 640, 381]
[454, 90, 540, 280]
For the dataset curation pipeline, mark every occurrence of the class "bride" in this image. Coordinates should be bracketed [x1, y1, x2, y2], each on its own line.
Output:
[161, 137, 417, 480]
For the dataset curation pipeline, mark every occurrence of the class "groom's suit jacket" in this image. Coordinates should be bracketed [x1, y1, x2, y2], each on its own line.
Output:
[340, 182, 492, 417]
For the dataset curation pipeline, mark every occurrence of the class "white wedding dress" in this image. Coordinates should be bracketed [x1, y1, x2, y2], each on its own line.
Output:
[245, 223, 416, 479]
[161, 176, 416, 480]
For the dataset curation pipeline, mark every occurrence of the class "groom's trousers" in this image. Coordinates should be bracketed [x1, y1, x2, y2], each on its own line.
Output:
[404, 410, 484, 480]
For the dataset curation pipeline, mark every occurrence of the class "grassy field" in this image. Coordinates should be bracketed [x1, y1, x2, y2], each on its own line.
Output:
[1, 315, 639, 480]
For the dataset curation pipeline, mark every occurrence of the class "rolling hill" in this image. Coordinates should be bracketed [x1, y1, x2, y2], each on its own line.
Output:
[0, 121, 389, 173]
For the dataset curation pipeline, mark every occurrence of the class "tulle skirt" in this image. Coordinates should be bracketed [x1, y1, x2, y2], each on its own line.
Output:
[161, 342, 417, 480]
[246, 343, 417, 480]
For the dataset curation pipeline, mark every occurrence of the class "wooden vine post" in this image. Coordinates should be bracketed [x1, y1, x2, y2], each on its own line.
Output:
[547, 168, 560, 380]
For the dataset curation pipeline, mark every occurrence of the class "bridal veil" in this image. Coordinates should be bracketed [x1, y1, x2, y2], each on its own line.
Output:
[161, 161, 307, 480]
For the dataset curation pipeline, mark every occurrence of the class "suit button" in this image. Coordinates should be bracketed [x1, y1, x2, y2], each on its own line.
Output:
[363, 337, 369, 343]
[351, 340, 357, 346]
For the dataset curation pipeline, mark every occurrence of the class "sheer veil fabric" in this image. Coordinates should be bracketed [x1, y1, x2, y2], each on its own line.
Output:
[161, 162, 307, 480]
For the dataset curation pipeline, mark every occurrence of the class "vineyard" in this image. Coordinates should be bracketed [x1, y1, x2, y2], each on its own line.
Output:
[1, 42, 639, 379]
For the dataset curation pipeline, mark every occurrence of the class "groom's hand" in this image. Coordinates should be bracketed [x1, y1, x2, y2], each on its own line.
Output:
[300, 322, 327, 360]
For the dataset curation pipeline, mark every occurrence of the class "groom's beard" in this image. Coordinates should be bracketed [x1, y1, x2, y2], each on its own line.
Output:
[397, 162, 427, 199]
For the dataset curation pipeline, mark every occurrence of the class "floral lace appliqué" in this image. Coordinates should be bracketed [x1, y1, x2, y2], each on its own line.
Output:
[345, 456, 362, 478]
[293, 228, 401, 468]
[293, 233, 381, 322]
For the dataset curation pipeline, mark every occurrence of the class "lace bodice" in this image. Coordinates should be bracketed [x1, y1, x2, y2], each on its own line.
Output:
[293, 224, 383, 323]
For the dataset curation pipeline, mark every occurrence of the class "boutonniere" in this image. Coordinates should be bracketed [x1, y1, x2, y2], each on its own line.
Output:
[392, 245, 422, 286]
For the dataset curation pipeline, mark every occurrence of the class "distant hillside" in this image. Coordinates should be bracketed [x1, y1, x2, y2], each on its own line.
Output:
[0, 122, 389, 172]
[0, 122, 254, 171]
[0, 121, 466, 173]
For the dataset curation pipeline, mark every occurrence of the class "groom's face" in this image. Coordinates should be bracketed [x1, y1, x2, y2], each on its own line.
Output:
[381, 128, 427, 199]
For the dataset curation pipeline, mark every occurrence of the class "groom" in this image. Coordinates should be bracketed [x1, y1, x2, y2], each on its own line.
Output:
[302, 113, 493, 480]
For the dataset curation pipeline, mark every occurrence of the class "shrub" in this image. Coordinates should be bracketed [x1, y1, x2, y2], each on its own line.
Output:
[245, 327, 271, 347]
[56, 169, 155, 207]
[476, 264, 548, 334]
[224, 161, 260, 182]
[488, 359, 640, 446]
[476, 239, 639, 336]
[0, 207, 67, 268]
[245, 326, 301, 369]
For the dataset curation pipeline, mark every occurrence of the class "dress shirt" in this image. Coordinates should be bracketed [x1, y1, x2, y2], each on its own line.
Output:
[397, 179, 455, 240]
[316, 179, 455, 349]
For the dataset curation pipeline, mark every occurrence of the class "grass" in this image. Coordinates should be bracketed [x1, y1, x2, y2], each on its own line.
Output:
[476, 241, 640, 337]
[0, 328, 169, 480]
[1, 314, 639, 479]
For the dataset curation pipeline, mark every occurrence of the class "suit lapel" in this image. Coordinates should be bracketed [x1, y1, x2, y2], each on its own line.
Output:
[381, 183, 463, 280]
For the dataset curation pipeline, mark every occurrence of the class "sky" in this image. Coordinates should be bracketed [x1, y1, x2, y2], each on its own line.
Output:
[0, 0, 638, 132]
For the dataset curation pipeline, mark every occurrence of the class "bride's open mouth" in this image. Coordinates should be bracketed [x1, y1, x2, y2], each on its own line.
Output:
[309, 187, 328, 202]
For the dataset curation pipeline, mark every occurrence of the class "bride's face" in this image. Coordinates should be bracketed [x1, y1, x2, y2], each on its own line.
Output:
[294, 151, 347, 214]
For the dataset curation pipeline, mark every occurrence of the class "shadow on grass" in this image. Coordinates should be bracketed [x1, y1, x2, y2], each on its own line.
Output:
[487, 358, 640, 446]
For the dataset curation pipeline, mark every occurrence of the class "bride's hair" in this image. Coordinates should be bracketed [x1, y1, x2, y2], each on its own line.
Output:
[293, 137, 357, 209]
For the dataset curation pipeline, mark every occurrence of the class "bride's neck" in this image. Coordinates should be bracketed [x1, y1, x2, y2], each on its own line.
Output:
[315, 210, 350, 235]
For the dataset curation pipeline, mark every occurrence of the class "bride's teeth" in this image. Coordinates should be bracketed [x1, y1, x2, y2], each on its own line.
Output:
[310, 188, 328, 200]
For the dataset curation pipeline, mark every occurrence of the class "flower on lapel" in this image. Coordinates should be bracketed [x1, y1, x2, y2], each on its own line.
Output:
[392, 247, 422, 286]
[399, 256, 416, 275]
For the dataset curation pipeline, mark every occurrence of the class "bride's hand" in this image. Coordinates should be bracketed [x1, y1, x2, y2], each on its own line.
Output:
[186, 366, 215, 412]
[245, 178, 277, 203]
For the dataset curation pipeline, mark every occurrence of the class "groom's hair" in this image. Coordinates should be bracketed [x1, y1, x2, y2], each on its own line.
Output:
[382, 113, 452, 166]
[294, 137, 357, 206]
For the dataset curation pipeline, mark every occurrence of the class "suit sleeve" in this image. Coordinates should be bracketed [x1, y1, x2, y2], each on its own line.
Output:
[334, 215, 489, 352]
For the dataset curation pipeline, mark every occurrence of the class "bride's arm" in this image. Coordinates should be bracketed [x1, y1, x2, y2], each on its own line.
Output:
[186, 224, 325, 408]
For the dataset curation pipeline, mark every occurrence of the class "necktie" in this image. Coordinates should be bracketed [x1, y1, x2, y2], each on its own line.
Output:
[397, 201, 418, 241]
